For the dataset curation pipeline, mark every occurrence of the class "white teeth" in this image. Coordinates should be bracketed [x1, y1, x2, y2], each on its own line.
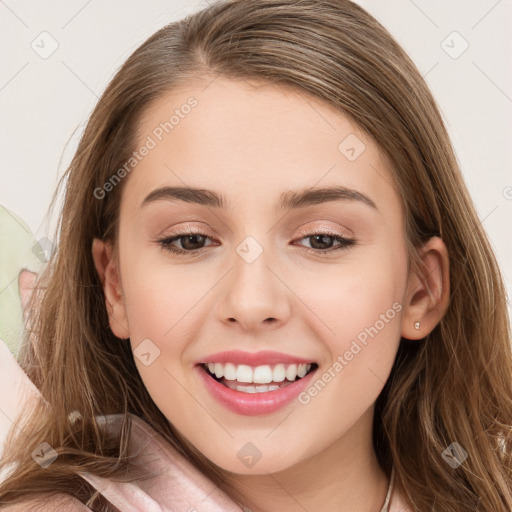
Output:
[297, 364, 308, 378]
[204, 362, 314, 384]
[272, 364, 286, 382]
[236, 364, 253, 383]
[214, 362, 224, 379]
[239, 385, 257, 393]
[258, 384, 280, 392]
[285, 364, 297, 381]
[224, 381, 287, 393]
[224, 362, 237, 380]
[253, 365, 273, 384]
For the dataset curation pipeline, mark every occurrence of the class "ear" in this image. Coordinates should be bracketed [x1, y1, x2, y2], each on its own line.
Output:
[92, 238, 130, 339]
[401, 236, 450, 340]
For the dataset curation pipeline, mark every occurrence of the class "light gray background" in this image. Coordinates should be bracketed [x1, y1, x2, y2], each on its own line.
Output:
[1, 0, 511, 309]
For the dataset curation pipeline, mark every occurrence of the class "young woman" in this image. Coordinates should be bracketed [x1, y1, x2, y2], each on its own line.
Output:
[1, 1, 511, 511]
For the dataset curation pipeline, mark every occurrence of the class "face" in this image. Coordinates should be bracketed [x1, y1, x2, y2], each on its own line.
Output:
[99, 76, 411, 475]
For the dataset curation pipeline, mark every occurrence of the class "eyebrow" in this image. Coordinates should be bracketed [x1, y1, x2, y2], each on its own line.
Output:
[141, 185, 378, 211]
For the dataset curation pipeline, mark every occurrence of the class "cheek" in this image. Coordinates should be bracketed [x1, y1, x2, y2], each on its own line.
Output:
[119, 240, 203, 341]
[294, 268, 405, 424]
[340, 270, 402, 341]
[291, 253, 407, 420]
[118, 251, 202, 422]
[298, 250, 406, 350]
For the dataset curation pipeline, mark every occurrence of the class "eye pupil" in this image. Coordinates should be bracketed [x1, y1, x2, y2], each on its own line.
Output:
[181, 234, 206, 250]
[310, 234, 333, 250]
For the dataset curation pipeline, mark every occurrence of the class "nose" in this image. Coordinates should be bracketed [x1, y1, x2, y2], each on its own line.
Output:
[215, 237, 292, 332]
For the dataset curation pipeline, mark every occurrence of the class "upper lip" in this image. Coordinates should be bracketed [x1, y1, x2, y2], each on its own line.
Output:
[195, 350, 316, 366]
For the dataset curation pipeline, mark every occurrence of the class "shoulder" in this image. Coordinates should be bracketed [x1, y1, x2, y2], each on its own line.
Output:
[1, 494, 92, 511]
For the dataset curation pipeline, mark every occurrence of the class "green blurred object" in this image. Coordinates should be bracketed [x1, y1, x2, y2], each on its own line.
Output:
[0, 205, 47, 359]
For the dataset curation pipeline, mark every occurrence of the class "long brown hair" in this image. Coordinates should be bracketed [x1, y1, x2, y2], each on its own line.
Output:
[1, 1, 511, 510]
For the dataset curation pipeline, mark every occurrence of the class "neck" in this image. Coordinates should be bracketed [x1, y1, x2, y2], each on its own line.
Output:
[219, 407, 390, 512]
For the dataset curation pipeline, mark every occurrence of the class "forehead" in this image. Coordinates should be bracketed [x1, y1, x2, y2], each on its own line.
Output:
[124, 76, 398, 215]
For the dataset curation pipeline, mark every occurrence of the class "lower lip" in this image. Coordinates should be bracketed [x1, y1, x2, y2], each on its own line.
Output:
[196, 365, 317, 416]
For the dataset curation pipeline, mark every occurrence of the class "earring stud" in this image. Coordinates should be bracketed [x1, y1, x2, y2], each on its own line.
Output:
[414, 321, 420, 330]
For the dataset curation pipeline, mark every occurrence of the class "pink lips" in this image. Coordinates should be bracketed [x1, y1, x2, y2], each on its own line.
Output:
[194, 350, 317, 416]
[194, 350, 315, 366]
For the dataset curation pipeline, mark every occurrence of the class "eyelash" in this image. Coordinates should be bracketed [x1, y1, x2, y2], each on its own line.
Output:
[156, 227, 356, 257]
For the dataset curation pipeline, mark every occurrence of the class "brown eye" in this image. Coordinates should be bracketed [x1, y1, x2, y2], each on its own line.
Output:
[307, 234, 337, 250]
[177, 234, 208, 251]
[295, 230, 356, 257]
[158, 230, 213, 255]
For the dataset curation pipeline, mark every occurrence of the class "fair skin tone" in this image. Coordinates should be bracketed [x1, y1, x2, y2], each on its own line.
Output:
[92, 77, 449, 512]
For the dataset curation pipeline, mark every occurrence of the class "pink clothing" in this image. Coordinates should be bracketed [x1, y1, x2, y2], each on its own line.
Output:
[6, 413, 412, 511]
[79, 413, 244, 511]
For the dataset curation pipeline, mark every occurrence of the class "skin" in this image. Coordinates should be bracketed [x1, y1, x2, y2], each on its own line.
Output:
[93, 76, 449, 512]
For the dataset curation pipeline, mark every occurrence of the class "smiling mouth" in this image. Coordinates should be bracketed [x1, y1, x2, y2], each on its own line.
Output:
[200, 362, 318, 394]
